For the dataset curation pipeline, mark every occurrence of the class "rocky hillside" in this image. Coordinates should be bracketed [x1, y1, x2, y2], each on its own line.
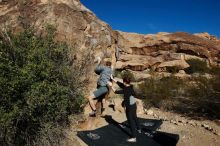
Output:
[115, 31, 220, 72]
[0, 0, 220, 74]
[0, 0, 117, 61]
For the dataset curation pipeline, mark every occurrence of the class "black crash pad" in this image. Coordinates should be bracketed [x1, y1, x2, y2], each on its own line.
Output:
[77, 116, 179, 146]
[121, 117, 163, 132]
[77, 124, 161, 146]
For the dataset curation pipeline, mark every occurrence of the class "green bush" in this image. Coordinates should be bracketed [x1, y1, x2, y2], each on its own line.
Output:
[138, 76, 184, 108]
[0, 27, 85, 145]
[166, 66, 180, 74]
[113, 70, 122, 78]
[185, 59, 209, 74]
[120, 70, 135, 81]
[186, 76, 220, 118]
[209, 66, 220, 75]
[138, 75, 220, 119]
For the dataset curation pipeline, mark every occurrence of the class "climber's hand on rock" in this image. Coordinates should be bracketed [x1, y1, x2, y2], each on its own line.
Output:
[94, 56, 101, 64]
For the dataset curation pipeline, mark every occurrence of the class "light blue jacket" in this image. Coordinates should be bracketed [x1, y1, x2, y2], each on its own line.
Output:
[95, 65, 112, 87]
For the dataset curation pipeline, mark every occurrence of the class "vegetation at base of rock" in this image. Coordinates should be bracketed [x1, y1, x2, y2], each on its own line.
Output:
[185, 76, 220, 118]
[0, 27, 85, 146]
[166, 66, 181, 74]
[209, 66, 220, 75]
[185, 59, 209, 74]
[115, 70, 135, 81]
[185, 58, 220, 76]
[138, 77, 185, 109]
[139, 75, 220, 119]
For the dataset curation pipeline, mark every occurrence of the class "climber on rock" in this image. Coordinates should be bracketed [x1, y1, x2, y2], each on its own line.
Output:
[86, 56, 113, 117]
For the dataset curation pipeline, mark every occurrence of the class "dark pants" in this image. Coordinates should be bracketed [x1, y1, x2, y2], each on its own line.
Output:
[126, 103, 140, 138]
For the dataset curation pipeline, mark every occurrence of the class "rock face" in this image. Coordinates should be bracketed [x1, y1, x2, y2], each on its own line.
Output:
[0, 1, 219, 111]
[0, 0, 220, 72]
[116, 31, 220, 72]
[0, 0, 116, 59]
[1, 1, 220, 134]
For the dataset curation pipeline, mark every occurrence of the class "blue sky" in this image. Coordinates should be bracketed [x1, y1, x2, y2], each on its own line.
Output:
[81, 0, 220, 37]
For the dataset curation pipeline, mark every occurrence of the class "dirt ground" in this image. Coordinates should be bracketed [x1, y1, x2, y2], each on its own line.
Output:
[66, 101, 220, 146]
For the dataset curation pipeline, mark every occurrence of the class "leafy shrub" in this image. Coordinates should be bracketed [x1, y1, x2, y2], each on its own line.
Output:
[113, 70, 122, 78]
[186, 76, 220, 118]
[209, 66, 220, 75]
[166, 66, 180, 74]
[138, 74, 220, 119]
[138, 76, 184, 108]
[119, 70, 135, 81]
[185, 59, 209, 74]
[0, 27, 85, 145]
[33, 123, 67, 146]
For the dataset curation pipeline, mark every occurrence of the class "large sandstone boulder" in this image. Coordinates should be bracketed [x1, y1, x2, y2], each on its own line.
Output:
[1, 0, 219, 75]
[0, 0, 118, 96]
[194, 32, 220, 41]
[115, 54, 164, 71]
[115, 31, 145, 53]
[157, 60, 190, 70]
[116, 31, 220, 72]
[0, 0, 116, 56]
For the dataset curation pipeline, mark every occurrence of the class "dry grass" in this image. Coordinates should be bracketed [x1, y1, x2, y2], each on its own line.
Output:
[138, 75, 220, 119]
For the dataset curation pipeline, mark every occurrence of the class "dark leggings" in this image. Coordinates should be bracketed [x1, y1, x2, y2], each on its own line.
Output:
[126, 103, 140, 138]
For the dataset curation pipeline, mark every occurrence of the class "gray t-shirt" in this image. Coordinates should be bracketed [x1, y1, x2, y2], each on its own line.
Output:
[129, 95, 136, 105]
[95, 65, 112, 87]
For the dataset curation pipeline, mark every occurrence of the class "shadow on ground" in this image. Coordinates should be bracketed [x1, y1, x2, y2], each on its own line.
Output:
[77, 115, 179, 146]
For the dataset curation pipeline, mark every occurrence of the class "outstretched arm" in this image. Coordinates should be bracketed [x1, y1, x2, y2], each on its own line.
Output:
[94, 56, 101, 65]
[107, 81, 123, 94]
[94, 57, 104, 74]
[110, 75, 125, 88]
[111, 86, 123, 94]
